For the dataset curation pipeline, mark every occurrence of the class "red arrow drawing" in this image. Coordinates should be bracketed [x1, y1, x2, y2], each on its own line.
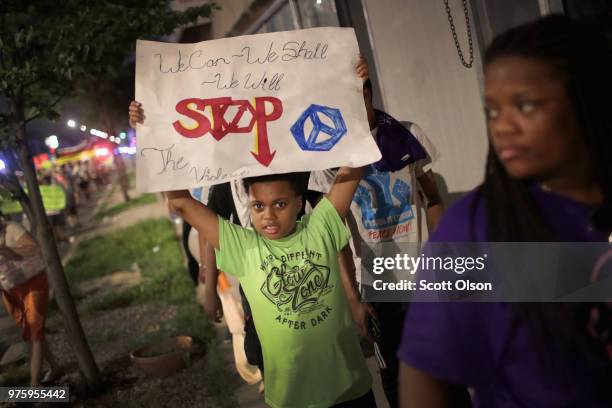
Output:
[250, 97, 282, 167]
[251, 126, 276, 167]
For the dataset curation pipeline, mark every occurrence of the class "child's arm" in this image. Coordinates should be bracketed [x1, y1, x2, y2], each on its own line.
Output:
[338, 245, 377, 339]
[324, 54, 369, 218]
[417, 170, 444, 231]
[129, 101, 221, 248]
[166, 190, 220, 249]
[197, 233, 207, 283]
[325, 166, 364, 219]
[203, 242, 223, 322]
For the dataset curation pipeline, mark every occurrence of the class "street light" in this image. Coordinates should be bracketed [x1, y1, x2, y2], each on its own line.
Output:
[45, 135, 59, 150]
[90, 129, 108, 138]
[67, 119, 76, 128]
[95, 148, 109, 157]
[80, 125, 87, 131]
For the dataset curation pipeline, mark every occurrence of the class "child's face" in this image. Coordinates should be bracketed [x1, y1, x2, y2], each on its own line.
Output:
[484, 56, 587, 181]
[248, 180, 302, 240]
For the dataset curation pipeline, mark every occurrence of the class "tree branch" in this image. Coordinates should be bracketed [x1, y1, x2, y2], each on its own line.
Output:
[22, 76, 42, 89]
[24, 91, 66, 124]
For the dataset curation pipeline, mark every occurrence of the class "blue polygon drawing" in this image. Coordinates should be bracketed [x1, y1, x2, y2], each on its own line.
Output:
[290, 104, 347, 151]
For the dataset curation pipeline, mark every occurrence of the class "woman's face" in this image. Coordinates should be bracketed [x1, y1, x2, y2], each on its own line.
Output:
[484, 56, 587, 181]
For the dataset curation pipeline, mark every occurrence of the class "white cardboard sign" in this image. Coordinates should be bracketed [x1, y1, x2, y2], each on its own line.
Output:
[135, 27, 381, 192]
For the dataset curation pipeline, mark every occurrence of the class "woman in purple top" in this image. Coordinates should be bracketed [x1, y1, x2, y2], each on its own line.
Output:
[398, 15, 611, 407]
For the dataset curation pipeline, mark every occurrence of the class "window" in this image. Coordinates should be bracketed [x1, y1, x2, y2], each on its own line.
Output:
[255, 0, 340, 34]
[257, 2, 296, 33]
[297, 0, 340, 28]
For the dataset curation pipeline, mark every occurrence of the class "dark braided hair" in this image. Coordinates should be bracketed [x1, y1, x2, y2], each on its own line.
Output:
[482, 15, 611, 402]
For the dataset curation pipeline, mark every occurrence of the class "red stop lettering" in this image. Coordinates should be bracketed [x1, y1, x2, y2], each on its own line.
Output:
[172, 96, 283, 166]
[173, 96, 282, 140]
[172, 98, 211, 138]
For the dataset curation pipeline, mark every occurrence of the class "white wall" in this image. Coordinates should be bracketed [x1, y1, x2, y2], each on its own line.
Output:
[363, 0, 489, 193]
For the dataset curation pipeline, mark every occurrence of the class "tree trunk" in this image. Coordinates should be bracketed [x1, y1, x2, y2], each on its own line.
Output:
[15, 122, 103, 392]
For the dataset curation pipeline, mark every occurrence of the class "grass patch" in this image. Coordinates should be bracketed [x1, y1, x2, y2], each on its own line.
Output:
[65, 217, 236, 404]
[82, 290, 136, 315]
[125, 303, 214, 352]
[170, 302, 215, 346]
[67, 217, 197, 312]
[203, 341, 238, 407]
[65, 218, 183, 284]
[66, 217, 215, 339]
[0, 364, 30, 386]
[95, 193, 157, 220]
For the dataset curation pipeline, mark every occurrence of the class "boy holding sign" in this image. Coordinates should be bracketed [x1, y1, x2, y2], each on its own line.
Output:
[129, 57, 375, 407]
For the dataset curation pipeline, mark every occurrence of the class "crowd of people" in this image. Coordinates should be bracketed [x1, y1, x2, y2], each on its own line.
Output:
[31, 157, 131, 242]
[36, 161, 94, 241]
[1, 156, 132, 386]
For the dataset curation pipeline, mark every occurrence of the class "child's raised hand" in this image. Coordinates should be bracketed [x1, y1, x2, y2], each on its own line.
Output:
[355, 53, 369, 82]
[128, 100, 145, 128]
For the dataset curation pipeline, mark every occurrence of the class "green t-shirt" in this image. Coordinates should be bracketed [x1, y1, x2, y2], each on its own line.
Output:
[216, 197, 372, 408]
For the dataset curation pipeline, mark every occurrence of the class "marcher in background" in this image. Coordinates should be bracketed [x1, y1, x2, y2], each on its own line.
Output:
[60, 164, 79, 231]
[0, 216, 61, 386]
[70, 163, 83, 204]
[76, 161, 91, 201]
[399, 15, 612, 407]
[48, 167, 71, 242]
[114, 154, 131, 203]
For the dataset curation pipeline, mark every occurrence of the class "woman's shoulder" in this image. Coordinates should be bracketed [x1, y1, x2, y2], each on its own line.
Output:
[430, 187, 488, 242]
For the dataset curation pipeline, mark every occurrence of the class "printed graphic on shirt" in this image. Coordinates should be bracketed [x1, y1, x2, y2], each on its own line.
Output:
[259, 250, 334, 329]
[353, 168, 414, 230]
